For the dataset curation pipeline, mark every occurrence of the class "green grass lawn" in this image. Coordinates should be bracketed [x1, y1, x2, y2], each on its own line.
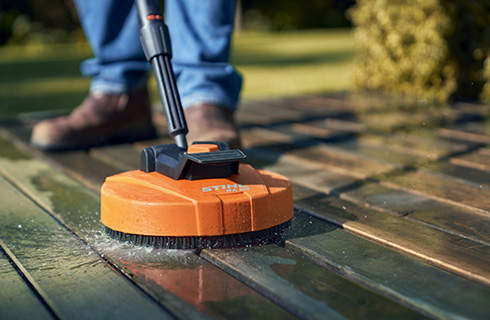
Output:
[0, 29, 355, 118]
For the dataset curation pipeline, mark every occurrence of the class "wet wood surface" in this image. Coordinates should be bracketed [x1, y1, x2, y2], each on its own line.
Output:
[285, 211, 490, 319]
[0, 177, 172, 320]
[0, 251, 53, 320]
[1, 93, 490, 319]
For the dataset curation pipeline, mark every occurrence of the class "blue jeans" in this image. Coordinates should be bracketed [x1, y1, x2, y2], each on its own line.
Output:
[74, 0, 242, 110]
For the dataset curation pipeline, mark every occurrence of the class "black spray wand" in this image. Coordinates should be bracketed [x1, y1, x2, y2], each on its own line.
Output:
[135, 0, 188, 150]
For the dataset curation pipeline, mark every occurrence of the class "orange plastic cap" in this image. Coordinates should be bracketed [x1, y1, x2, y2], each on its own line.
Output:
[100, 164, 293, 236]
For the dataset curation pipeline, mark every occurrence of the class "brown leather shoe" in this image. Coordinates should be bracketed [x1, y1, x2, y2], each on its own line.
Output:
[184, 104, 241, 149]
[31, 87, 156, 150]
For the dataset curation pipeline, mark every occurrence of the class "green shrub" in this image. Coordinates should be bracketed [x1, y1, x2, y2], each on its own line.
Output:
[350, 0, 490, 102]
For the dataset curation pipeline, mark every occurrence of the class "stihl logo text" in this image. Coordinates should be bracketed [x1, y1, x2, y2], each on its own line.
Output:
[202, 184, 250, 193]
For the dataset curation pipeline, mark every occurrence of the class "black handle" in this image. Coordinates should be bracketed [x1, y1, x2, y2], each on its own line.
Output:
[135, 0, 188, 150]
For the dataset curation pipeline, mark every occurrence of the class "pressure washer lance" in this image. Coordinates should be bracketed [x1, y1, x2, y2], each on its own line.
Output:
[136, 0, 188, 150]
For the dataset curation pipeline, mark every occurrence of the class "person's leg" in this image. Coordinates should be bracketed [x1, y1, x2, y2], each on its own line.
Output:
[74, 0, 149, 93]
[165, 0, 242, 148]
[166, 0, 242, 111]
[31, 0, 242, 150]
[31, 0, 154, 150]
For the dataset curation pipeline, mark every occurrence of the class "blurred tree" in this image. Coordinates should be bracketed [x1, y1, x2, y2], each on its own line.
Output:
[350, 0, 490, 103]
[0, 0, 79, 44]
[0, 1, 30, 44]
[241, 0, 355, 30]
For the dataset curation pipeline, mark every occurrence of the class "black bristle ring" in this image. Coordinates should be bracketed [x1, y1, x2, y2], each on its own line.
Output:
[104, 221, 291, 249]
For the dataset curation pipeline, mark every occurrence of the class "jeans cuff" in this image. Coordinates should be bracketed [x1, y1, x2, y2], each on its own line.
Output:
[181, 93, 238, 111]
[90, 77, 148, 94]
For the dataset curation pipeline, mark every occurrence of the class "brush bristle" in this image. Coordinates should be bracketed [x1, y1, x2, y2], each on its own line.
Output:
[105, 221, 291, 249]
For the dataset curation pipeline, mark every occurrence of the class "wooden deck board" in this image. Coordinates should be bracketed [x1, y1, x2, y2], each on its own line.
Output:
[420, 162, 490, 190]
[451, 149, 490, 172]
[0, 251, 53, 320]
[0, 177, 173, 320]
[286, 211, 490, 319]
[342, 182, 490, 245]
[384, 170, 490, 214]
[201, 245, 425, 320]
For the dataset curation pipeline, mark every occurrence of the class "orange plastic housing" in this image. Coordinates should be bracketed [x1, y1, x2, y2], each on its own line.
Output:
[100, 164, 293, 237]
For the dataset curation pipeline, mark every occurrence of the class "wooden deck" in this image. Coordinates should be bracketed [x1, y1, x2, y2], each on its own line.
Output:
[1, 94, 490, 319]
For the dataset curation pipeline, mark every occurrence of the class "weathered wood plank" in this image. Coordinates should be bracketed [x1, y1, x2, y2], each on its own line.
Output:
[0, 177, 173, 320]
[201, 245, 426, 320]
[292, 184, 490, 285]
[342, 182, 490, 245]
[443, 120, 490, 141]
[356, 132, 472, 160]
[90, 144, 142, 170]
[282, 123, 474, 164]
[237, 97, 352, 130]
[280, 94, 355, 113]
[295, 118, 367, 135]
[44, 151, 123, 190]
[242, 127, 298, 148]
[245, 132, 395, 179]
[118, 252, 297, 320]
[439, 128, 490, 145]
[0, 240, 61, 319]
[0, 251, 53, 320]
[245, 151, 359, 194]
[384, 170, 490, 214]
[451, 149, 490, 172]
[0, 125, 121, 190]
[286, 211, 490, 320]
[289, 144, 397, 178]
[0, 136, 297, 320]
[353, 110, 445, 133]
[90, 136, 173, 172]
[421, 162, 490, 190]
